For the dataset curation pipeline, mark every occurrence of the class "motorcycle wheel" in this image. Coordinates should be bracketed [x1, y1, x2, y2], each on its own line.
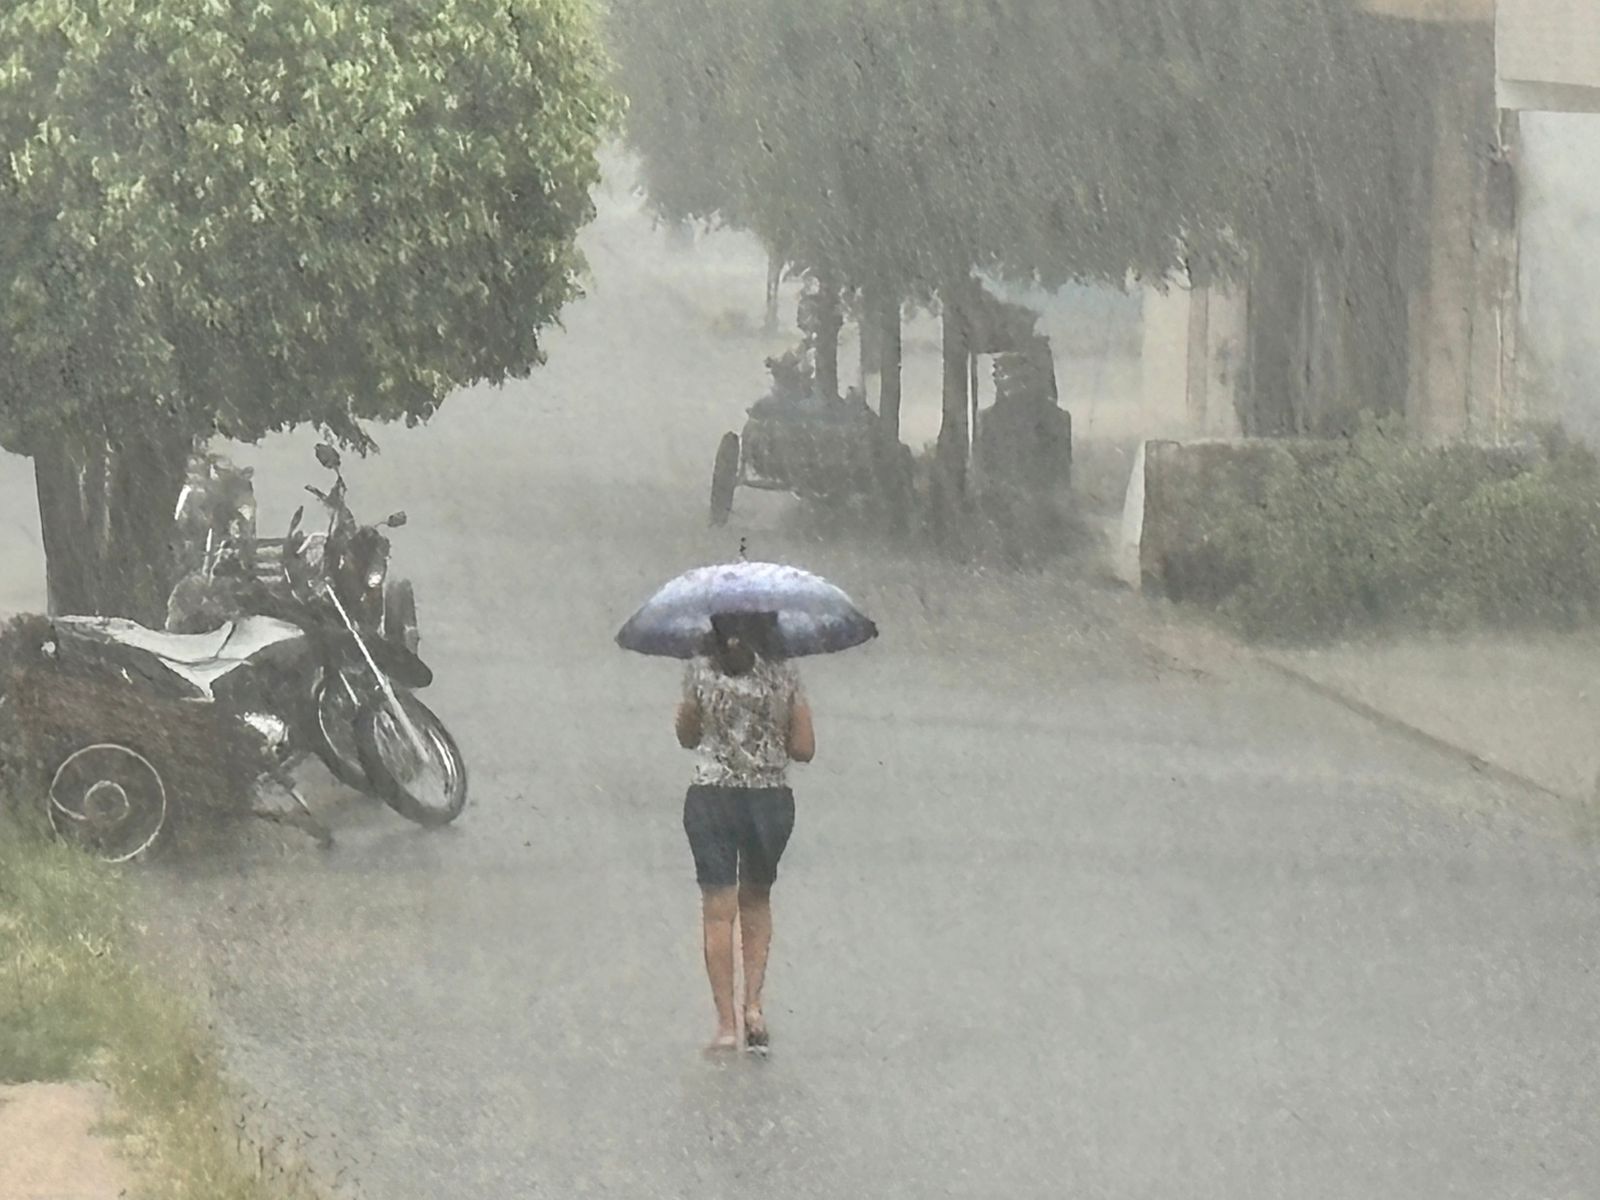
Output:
[355, 694, 468, 828]
[48, 742, 168, 863]
[313, 673, 372, 790]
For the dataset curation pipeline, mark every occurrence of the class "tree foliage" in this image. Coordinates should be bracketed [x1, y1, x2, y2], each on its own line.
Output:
[610, 0, 1444, 344]
[0, 0, 614, 615]
[1, 0, 615, 449]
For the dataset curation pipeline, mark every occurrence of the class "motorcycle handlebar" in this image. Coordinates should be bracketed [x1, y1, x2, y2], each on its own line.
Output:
[283, 456, 392, 609]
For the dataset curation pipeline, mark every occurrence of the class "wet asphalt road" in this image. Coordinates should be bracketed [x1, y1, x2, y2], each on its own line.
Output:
[135, 181, 1600, 1199]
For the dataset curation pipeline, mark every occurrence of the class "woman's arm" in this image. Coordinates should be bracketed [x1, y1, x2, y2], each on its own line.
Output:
[787, 699, 815, 763]
[677, 663, 703, 749]
[676, 700, 703, 749]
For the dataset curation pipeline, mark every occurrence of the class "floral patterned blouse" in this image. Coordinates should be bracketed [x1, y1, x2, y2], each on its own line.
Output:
[683, 656, 804, 788]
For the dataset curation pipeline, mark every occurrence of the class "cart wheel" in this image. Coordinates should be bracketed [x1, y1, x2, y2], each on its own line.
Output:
[710, 432, 740, 527]
[48, 742, 169, 863]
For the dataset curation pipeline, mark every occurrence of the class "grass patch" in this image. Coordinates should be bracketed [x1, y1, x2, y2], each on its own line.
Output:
[0, 818, 323, 1199]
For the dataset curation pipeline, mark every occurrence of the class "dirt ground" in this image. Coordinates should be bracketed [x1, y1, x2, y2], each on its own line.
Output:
[0, 1082, 132, 1200]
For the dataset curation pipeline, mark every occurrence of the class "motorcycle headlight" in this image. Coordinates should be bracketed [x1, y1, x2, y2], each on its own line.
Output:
[366, 566, 386, 590]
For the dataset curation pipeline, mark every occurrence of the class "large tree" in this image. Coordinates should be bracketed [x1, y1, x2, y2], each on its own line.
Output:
[0, 0, 613, 620]
[609, 0, 936, 409]
[610, 0, 1452, 471]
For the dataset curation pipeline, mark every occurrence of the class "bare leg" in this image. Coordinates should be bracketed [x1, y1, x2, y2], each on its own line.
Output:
[739, 883, 773, 1045]
[700, 887, 740, 1050]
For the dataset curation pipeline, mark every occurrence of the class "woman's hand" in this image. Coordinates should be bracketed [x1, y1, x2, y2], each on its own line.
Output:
[676, 700, 703, 749]
[787, 700, 815, 763]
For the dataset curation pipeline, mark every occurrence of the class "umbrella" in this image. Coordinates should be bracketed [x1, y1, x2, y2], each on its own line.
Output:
[616, 561, 878, 659]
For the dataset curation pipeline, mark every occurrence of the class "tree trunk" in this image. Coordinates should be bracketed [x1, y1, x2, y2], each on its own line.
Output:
[879, 293, 903, 442]
[34, 441, 98, 618]
[937, 292, 970, 500]
[109, 423, 192, 623]
[1241, 254, 1308, 436]
[814, 282, 842, 403]
[32, 423, 191, 623]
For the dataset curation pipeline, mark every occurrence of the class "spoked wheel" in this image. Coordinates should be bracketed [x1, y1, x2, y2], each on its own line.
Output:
[355, 693, 468, 828]
[48, 743, 168, 863]
[710, 432, 740, 527]
[314, 673, 371, 790]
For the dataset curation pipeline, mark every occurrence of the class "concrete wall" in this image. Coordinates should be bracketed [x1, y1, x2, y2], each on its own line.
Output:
[1517, 111, 1600, 442]
[1117, 435, 1546, 595]
[1498, 0, 1600, 113]
[0, 453, 45, 620]
[1139, 282, 1245, 443]
[1406, 26, 1521, 443]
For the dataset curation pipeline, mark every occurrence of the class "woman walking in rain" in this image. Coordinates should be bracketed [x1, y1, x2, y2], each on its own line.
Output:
[675, 612, 814, 1052]
[616, 561, 875, 1053]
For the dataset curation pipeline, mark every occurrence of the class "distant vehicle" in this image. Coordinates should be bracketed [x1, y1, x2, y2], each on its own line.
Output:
[710, 349, 914, 528]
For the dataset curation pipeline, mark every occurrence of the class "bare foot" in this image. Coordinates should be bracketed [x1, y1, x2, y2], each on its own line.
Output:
[705, 1029, 740, 1054]
[743, 1009, 769, 1052]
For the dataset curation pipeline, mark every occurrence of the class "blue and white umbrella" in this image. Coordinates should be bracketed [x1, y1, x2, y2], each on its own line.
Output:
[616, 561, 878, 659]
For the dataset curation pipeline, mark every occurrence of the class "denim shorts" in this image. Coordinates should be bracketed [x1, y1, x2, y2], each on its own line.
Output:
[682, 785, 796, 888]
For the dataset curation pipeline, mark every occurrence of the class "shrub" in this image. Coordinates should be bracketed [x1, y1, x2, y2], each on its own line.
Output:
[1175, 422, 1600, 641]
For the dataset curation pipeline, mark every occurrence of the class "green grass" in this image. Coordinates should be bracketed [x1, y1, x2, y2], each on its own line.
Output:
[0, 818, 324, 1200]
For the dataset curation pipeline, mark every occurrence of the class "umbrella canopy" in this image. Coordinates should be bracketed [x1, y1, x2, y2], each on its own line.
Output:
[616, 561, 878, 659]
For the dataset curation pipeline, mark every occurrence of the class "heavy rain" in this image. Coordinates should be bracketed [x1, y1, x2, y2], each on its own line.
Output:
[2, 1, 1599, 1197]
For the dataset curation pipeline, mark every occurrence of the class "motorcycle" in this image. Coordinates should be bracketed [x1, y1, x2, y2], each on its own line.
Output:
[275, 443, 463, 827]
[26, 446, 468, 860]
[172, 451, 258, 579]
[170, 447, 420, 656]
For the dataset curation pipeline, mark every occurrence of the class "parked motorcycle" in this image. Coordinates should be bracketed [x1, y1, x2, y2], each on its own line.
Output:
[277, 443, 461, 826]
[169, 447, 420, 656]
[172, 450, 258, 579]
[18, 446, 467, 860]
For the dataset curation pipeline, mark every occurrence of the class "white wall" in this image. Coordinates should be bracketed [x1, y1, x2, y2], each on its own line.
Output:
[0, 452, 46, 618]
[1137, 283, 1245, 443]
[1517, 111, 1600, 442]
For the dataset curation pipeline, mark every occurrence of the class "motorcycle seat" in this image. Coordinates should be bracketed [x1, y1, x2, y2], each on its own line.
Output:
[54, 615, 305, 700]
[86, 620, 234, 663]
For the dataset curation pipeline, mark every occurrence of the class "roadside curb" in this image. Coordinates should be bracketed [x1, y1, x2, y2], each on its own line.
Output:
[1115, 597, 1576, 805]
[1251, 653, 1573, 804]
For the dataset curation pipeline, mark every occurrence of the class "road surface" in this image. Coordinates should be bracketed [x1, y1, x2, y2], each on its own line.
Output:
[128, 177, 1600, 1200]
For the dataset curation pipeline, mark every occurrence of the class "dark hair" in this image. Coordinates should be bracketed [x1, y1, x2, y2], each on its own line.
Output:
[707, 611, 784, 675]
